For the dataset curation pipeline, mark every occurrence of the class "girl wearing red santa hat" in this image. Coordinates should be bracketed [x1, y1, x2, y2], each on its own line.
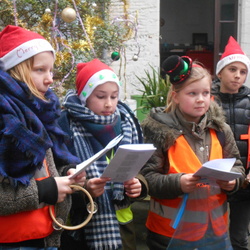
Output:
[212, 36, 250, 250]
[0, 25, 86, 249]
[58, 58, 148, 250]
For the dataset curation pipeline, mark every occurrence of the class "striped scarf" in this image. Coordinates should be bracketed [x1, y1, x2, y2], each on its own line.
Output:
[63, 89, 141, 250]
[0, 70, 80, 186]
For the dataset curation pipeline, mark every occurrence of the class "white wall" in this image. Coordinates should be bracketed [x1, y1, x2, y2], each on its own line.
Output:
[238, 0, 250, 87]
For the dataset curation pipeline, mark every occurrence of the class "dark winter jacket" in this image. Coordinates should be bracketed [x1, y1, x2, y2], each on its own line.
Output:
[212, 81, 250, 170]
[212, 81, 250, 201]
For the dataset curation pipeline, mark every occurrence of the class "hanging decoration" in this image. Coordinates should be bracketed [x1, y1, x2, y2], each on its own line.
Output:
[50, 0, 76, 88]
[45, 0, 52, 15]
[110, 6, 140, 99]
[111, 9, 140, 61]
[45, 8, 51, 14]
[49, 0, 97, 88]
[111, 51, 120, 61]
[71, 0, 97, 58]
[12, 0, 18, 26]
[61, 7, 76, 23]
[132, 54, 138, 61]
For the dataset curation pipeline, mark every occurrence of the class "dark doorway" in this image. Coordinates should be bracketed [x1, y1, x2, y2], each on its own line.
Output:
[160, 0, 238, 77]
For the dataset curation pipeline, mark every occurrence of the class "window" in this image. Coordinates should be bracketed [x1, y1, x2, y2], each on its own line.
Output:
[214, 0, 238, 68]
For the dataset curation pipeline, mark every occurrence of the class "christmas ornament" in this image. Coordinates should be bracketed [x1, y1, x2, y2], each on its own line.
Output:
[111, 51, 120, 61]
[45, 8, 51, 14]
[132, 54, 139, 61]
[61, 7, 77, 23]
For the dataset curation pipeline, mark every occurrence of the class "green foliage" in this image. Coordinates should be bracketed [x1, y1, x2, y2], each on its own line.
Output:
[0, 0, 127, 96]
[135, 65, 171, 110]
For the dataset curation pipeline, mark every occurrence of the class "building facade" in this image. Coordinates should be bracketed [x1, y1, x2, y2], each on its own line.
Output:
[111, 0, 250, 104]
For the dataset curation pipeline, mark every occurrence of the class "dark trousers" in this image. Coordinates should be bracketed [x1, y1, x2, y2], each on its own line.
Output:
[119, 221, 137, 250]
[229, 200, 250, 250]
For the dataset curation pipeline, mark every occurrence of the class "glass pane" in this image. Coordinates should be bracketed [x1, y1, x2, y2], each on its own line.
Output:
[220, 0, 236, 20]
[219, 23, 236, 52]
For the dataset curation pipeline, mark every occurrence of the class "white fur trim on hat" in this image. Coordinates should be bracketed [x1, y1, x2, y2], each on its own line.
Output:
[216, 54, 250, 77]
[0, 39, 55, 71]
[79, 69, 120, 105]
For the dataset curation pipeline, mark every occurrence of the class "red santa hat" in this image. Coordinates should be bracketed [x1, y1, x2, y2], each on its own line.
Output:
[76, 59, 121, 104]
[216, 36, 250, 79]
[0, 25, 55, 71]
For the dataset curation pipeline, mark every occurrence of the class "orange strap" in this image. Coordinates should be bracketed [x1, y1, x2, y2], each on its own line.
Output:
[240, 126, 250, 169]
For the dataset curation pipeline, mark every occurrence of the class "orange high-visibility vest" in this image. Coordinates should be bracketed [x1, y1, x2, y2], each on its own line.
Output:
[0, 160, 55, 243]
[146, 129, 228, 241]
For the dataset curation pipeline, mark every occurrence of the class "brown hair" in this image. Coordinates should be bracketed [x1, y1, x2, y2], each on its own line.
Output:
[165, 65, 212, 113]
[8, 58, 46, 100]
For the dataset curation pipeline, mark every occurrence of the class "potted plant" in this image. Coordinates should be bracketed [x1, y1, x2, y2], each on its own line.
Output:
[131, 65, 171, 121]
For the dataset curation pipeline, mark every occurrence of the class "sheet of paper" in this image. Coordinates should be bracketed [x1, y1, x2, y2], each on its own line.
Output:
[101, 144, 156, 182]
[202, 158, 235, 171]
[193, 158, 242, 181]
[69, 134, 124, 179]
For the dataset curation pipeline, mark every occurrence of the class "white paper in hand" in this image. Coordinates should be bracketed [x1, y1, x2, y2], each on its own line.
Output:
[193, 158, 242, 182]
[69, 134, 124, 179]
[101, 143, 156, 182]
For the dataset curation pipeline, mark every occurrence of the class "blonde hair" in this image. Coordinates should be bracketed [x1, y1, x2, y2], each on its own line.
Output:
[165, 65, 212, 113]
[8, 58, 46, 100]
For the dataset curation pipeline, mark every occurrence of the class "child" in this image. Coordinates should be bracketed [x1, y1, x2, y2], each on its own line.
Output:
[0, 25, 86, 249]
[58, 59, 148, 250]
[212, 36, 250, 250]
[140, 55, 245, 249]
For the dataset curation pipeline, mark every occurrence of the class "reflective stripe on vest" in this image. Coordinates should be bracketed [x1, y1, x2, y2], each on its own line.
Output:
[146, 129, 227, 240]
[0, 159, 54, 243]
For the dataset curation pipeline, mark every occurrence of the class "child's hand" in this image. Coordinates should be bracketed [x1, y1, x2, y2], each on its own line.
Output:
[180, 174, 200, 193]
[124, 178, 141, 198]
[54, 176, 74, 203]
[67, 168, 86, 187]
[86, 177, 110, 198]
[216, 179, 236, 191]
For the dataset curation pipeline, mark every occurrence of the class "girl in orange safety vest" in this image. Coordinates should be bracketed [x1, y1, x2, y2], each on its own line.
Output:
[140, 55, 245, 250]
